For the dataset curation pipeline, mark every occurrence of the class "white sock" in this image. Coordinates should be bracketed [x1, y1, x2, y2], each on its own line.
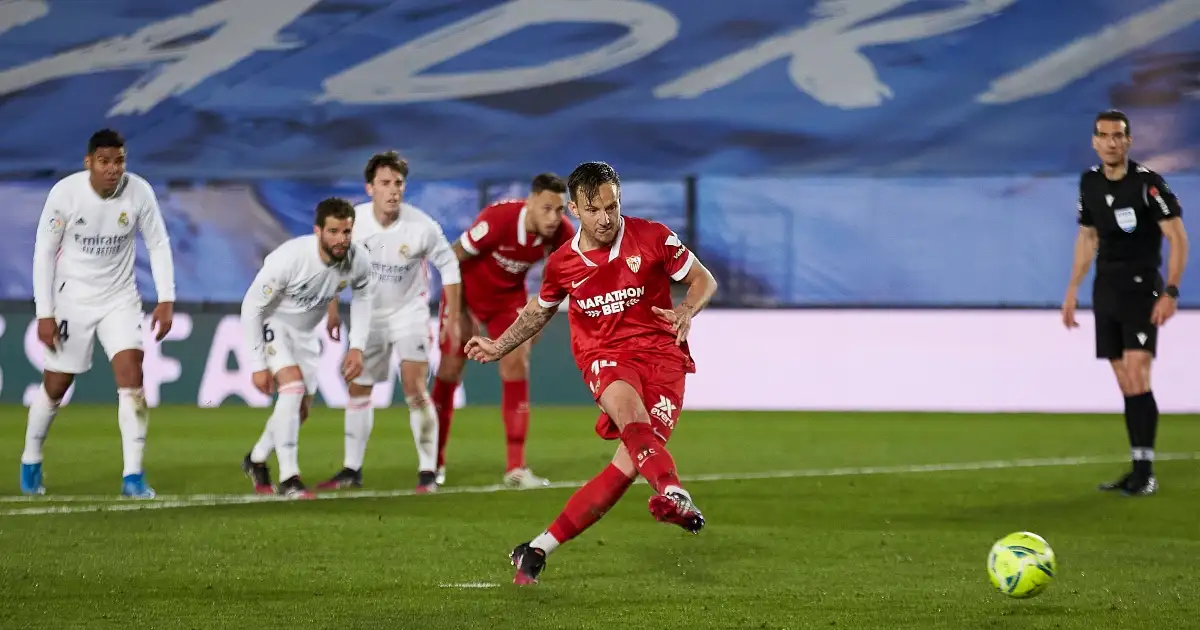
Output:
[1132, 447, 1156, 461]
[117, 388, 149, 477]
[250, 426, 274, 464]
[22, 386, 60, 464]
[344, 396, 374, 471]
[663, 484, 690, 501]
[407, 395, 439, 473]
[270, 384, 306, 481]
[530, 531, 560, 555]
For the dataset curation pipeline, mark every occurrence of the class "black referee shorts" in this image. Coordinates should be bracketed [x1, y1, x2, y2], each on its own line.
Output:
[1092, 271, 1161, 359]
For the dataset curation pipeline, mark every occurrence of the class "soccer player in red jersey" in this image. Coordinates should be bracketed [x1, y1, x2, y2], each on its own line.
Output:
[432, 173, 576, 488]
[465, 161, 718, 585]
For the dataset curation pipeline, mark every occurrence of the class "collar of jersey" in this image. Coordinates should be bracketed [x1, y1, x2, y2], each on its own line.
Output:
[570, 217, 625, 267]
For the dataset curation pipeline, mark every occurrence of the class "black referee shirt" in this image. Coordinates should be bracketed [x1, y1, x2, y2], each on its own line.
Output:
[1078, 160, 1182, 274]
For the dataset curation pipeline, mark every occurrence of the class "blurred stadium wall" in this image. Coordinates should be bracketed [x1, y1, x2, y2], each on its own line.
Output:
[1, 1, 1198, 411]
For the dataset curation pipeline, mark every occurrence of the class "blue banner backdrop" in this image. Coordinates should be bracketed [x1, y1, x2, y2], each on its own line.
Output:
[0, 0, 1196, 180]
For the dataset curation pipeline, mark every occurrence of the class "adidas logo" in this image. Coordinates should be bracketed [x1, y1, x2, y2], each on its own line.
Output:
[75, 218, 86, 225]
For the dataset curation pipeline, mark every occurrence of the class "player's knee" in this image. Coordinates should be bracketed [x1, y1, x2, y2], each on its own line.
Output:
[609, 400, 651, 430]
[436, 353, 466, 380]
[403, 378, 430, 407]
[41, 372, 73, 402]
[347, 382, 373, 398]
[1122, 361, 1152, 394]
[275, 366, 304, 387]
[610, 446, 639, 478]
[118, 386, 147, 410]
[110, 353, 144, 388]
[498, 351, 530, 381]
[405, 393, 430, 410]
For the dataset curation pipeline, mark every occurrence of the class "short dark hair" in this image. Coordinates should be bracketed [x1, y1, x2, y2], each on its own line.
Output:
[1094, 109, 1131, 135]
[530, 172, 566, 195]
[364, 151, 409, 183]
[88, 128, 125, 154]
[314, 197, 356, 228]
[566, 161, 620, 204]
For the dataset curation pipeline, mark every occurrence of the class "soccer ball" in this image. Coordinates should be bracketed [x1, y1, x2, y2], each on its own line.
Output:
[986, 531, 1057, 598]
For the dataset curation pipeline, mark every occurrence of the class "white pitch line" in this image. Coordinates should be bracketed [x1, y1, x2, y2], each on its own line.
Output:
[2, 452, 1196, 517]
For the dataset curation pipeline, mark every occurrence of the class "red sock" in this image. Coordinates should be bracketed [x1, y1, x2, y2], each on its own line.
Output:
[619, 422, 681, 494]
[547, 464, 635, 544]
[431, 378, 457, 469]
[502, 380, 530, 472]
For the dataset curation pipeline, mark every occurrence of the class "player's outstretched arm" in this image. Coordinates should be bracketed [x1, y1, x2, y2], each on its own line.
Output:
[1062, 226, 1098, 329]
[325, 298, 342, 341]
[677, 258, 717, 315]
[451, 240, 474, 262]
[430, 225, 465, 347]
[465, 298, 556, 363]
[1161, 218, 1188, 290]
[32, 190, 66, 350]
[1153, 217, 1187, 326]
[652, 258, 718, 345]
[240, 260, 286, 393]
[137, 183, 177, 340]
[1064, 181, 1099, 329]
[342, 257, 374, 382]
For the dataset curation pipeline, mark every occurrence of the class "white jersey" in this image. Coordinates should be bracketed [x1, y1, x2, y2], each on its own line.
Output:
[239, 234, 373, 372]
[354, 202, 461, 321]
[32, 171, 176, 318]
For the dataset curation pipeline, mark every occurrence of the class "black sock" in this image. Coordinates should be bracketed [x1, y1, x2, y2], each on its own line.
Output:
[1125, 391, 1158, 477]
[1122, 395, 1137, 453]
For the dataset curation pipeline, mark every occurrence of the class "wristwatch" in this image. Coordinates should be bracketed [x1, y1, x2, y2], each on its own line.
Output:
[1165, 284, 1179, 299]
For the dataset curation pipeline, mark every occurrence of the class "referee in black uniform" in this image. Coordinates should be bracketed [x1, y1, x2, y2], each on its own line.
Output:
[1061, 110, 1189, 496]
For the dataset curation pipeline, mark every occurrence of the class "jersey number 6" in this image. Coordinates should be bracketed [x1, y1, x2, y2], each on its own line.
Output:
[262, 324, 275, 343]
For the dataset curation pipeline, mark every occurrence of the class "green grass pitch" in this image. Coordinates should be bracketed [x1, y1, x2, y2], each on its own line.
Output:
[1, 404, 1199, 629]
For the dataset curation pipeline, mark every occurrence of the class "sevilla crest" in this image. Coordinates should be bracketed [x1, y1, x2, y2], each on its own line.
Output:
[625, 255, 641, 273]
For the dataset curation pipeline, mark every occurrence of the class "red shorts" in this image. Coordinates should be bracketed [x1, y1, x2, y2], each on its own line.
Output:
[587, 358, 687, 443]
[438, 295, 525, 357]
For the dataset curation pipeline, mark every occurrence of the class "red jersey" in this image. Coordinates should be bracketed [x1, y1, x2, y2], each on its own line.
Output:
[538, 216, 696, 375]
[458, 200, 575, 314]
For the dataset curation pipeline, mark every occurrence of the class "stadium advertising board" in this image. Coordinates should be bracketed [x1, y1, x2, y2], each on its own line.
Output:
[685, 310, 1200, 413]
[0, 312, 588, 408]
[2, 309, 1196, 412]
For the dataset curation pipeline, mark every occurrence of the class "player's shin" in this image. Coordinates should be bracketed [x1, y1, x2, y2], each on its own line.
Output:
[117, 388, 149, 476]
[270, 383, 306, 481]
[407, 395, 439, 473]
[619, 422, 683, 495]
[1127, 391, 1159, 477]
[344, 396, 373, 471]
[250, 428, 274, 463]
[431, 378, 456, 468]
[22, 385, 60, 465]
[502, 379, 530, 472]
[533, 464, 636, 555]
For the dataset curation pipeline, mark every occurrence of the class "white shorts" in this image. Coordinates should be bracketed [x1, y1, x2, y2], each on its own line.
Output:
[263, 318, 321, 395]
[353, 317, 432, 386]
[44, 301, 144, 375]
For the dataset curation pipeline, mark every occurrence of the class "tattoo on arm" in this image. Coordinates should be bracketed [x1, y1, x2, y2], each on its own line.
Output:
[494, 307, 554, 356]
